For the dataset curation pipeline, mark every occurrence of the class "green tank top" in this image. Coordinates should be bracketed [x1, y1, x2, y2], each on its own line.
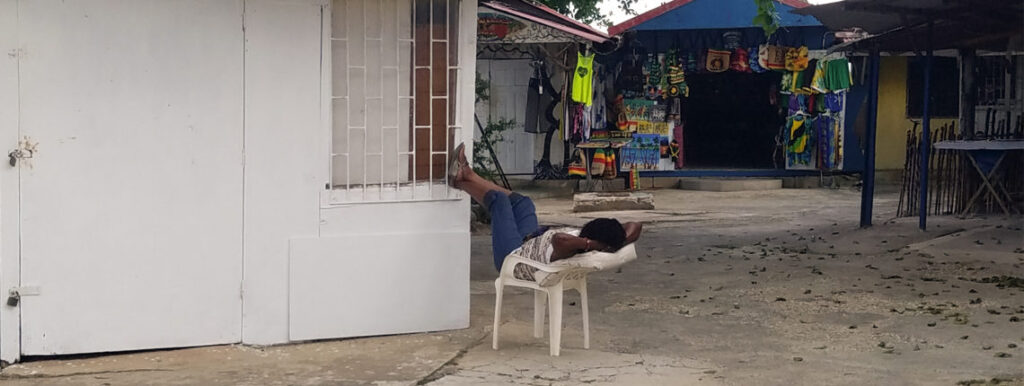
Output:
[572, 52, 595, 106]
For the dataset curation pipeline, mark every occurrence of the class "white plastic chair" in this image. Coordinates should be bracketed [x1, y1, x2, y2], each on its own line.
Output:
[492, 243, 638, 356]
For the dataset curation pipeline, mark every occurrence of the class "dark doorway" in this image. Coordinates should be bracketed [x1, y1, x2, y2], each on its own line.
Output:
[682, 72, 784, 168]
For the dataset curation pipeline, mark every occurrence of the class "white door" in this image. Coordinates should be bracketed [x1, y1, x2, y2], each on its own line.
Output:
[16, 0, 244, 355]
[481, 59, 537, 175]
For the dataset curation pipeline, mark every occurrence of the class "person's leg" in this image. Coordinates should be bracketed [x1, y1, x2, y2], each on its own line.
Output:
[508, 193, 539, 239]
[448, 144, 523, 269]
[486, 190, 524, 270]
[456, 166, 511, 207]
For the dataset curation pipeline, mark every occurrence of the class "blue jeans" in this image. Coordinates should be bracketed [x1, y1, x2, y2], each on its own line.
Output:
[485, 191, 539, 271]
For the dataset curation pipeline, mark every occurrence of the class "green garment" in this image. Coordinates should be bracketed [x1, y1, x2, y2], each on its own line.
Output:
[825, 58, 852, 91]
[572, 52, 595, 106]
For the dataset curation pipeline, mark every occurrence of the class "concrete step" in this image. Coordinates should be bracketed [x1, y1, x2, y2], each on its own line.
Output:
[573, 192, 655, 213]
[506, 178, 575, 199]
[678, 178, 783, 192]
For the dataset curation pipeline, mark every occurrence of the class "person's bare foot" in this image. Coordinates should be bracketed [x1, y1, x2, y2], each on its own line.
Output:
[454, 163, 470, 188]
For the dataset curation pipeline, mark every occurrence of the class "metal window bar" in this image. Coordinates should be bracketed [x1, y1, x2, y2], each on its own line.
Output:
[329, 0, 459, 203]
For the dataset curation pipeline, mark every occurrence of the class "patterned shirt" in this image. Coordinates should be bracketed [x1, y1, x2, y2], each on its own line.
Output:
[511, 227, 580, 281]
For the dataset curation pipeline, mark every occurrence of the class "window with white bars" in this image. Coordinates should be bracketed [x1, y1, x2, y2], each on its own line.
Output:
[330, 0, 461, 202]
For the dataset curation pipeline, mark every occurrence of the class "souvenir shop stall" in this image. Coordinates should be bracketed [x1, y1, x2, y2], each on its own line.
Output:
[600, 0, 866, 177]
[476, 0, 614, 180]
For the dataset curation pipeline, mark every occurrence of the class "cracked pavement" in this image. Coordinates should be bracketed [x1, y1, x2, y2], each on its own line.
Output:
[1, 187, 1022, 385]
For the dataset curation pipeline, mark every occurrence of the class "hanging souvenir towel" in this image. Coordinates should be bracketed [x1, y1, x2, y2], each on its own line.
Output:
[706, 49, 730, 73]
[749, 46, 767, 73]
[785, 46, 809, 72]
[787, 115, 812, 154]
[759, 44, 788, 71]
[810, 59, 829, 93]
[572, 51, 595, 105]
[730, 47, 751, 73]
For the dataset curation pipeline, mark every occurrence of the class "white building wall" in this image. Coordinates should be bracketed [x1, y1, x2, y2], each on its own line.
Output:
[287, 0, 475, 341]
[14, 0, 246, 356]
[241, 0, 325, 345]
[0, 0, 475, 361]
[0, 0, 20, 364]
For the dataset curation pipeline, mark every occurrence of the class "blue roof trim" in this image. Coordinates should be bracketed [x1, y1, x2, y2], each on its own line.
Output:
[633, 0, 822, 31]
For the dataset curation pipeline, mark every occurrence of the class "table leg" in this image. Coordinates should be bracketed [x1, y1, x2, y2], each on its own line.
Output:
[959, 153, 986, 217]
[964, 152, 1010, 216]
[993, 179, 1020, 214]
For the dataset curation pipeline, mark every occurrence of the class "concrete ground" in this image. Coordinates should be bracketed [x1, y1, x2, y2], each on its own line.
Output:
[2, 187, 1022, 386]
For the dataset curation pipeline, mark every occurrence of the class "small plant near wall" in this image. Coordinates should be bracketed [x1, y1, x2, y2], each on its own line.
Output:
[753, 0, 781, 37]
[475, 71, 490, 103]
[473, 72, 516, 182]
[474, 118, 516, 181]
[471, 72, 516, 225]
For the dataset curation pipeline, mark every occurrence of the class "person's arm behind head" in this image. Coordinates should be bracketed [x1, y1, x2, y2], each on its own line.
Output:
[623, 222, 642, 245]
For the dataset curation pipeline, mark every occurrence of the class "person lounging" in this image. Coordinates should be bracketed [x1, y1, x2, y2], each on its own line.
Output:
[448, 144, 642, 280]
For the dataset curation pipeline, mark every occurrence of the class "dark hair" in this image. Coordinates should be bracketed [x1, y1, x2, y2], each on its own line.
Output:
[579, 218, 626, 251]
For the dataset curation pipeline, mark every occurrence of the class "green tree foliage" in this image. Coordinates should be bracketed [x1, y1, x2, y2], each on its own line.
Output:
[752, 0, 781, 37]
[537, 0, 638, 25]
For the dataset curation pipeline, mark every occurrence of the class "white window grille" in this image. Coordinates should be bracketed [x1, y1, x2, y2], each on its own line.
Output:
[329, 0, 462, 203]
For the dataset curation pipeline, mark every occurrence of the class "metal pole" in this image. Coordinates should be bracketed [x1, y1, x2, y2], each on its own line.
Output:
[860, 48, 881, 228]
[919, 22, 934, 230]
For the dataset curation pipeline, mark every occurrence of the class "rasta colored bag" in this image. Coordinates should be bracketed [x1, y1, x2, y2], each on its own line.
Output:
[785, 46, 810, 71]
[567, 149, 587, 177]
[730, 47, 751, 73]
[590, 148, 606, 176]
[603, 149, 617, 179]
[705, 49, 731, 73]
[758, 44, 788, 71]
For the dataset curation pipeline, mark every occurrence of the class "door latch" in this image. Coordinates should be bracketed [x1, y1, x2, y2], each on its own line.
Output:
[9, 139, 37, 167]
[6, 287, 40, 307]
[7, 147, 32, 165]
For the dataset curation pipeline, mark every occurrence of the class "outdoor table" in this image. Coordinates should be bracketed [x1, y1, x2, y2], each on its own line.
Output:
[577, 139, 632, 192]
[933, 140, 1024, 216]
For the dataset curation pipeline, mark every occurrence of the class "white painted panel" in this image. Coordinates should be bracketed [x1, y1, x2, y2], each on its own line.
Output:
[483, 59, 536, 174]
[289, 230, 469, 340]
[242, 0, 324, 345]
[319, 199, 469, 236]
[0, 0, 20, 363]
[17, 0, 244, 355]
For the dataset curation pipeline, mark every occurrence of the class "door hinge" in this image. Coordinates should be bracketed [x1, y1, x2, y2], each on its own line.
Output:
[6, 286, 41, 307]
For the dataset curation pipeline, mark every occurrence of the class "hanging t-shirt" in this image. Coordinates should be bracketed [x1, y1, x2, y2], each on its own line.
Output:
[572, 52, 595, 106]
[811, 59, 828, 93]
[825, 58, 852, 91]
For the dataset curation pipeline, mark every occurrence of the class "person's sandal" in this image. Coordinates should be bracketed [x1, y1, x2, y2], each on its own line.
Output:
[447, 143, 465, 185]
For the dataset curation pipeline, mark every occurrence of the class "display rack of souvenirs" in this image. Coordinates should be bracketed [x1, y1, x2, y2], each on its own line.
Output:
[778, 50, 852, 171]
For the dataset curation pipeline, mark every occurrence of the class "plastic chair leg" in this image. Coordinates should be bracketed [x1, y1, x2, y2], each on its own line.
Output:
[493, 280, 503, 350]
[547, 283, 564, 356]
[533, 290, 546, 338]
[579, 279, 590, 349]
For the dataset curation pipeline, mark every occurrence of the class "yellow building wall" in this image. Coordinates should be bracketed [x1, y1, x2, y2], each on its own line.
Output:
[874, 56, 957, 170]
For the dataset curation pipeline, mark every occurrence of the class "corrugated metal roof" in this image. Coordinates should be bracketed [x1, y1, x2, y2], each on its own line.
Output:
[479, 0, 611, 43]
[609, 0, 816, 36]
[799, 0, 1024, 52]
